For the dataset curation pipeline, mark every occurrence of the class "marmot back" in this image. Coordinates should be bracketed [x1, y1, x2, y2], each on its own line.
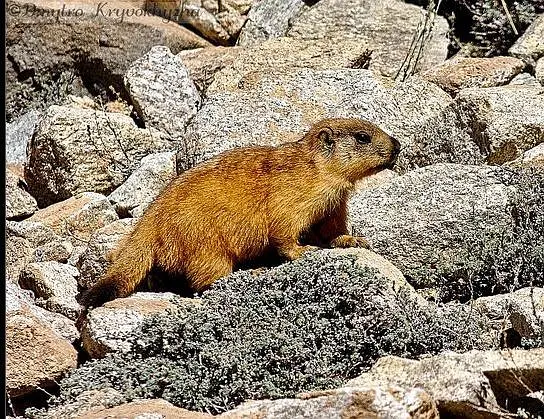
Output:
[78, 118, 401, 308]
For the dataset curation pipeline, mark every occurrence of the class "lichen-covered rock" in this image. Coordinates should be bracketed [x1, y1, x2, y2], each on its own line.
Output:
[286, 0, 449, 78]
[349, 164, 516, 289]
[180, 69, 480, 172]
[347, 348, 544, 418]
[236, 0, 308, 46]
[6, 220, 60, 248]
[80, 292, 189, 358]
[208, 37, 377, 93]
[34, 240, 74, 263]
[509, 14, 544, 67]
[19, 262, 81, 320]
[124, 46, 200, 139]
[6, 308, 78, 398]
[28, 192, 119, 242]
[455, 85, 544, 164]
[108, 152, 176, 217]
[55, 249, 491, 414]
[474, 287, 544, 343]
[219, 386, 438, 419]
[423, 56, 525, 95]
[6, 169, 38, 220]
[6, 110, 40, 164]
[24, 105, 174, 206]
[178, 46, 244, 92]
[78, 218, 137, 289]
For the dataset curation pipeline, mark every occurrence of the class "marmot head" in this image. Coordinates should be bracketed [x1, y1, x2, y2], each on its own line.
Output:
[305, 118, 401, 183]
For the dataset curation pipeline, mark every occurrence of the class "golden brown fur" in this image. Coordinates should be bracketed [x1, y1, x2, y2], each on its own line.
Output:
[78, 118, 400, 307]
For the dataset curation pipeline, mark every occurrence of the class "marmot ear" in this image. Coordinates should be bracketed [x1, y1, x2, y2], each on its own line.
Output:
[318, 127, 334, 147]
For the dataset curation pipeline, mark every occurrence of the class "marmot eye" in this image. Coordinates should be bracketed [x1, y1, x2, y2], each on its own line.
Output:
[355, 133, 371, 144]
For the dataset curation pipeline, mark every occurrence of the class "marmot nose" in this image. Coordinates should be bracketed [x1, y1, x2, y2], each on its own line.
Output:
[391, 137, 401, 154]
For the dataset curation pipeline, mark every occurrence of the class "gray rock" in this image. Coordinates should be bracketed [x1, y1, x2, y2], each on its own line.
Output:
[287, 0, 449, 78]
[124, 46, 201, 140]
[349, 164, 516, 288]
[6, 220, 59, 248]
[19, 262, 81, 320]
[34, 240, 74, 263]
[6, 281, 78, 342]
[506, 142, 544, 168]
[27, 192, 119, 242]
[6, 110, 40, 164]
[348, 348, 544, 418]
[25, 105, 174, 207]
[474, 287, 544, 342]
[208, 37, 378, 93]
[220, 386, 438, 418]
[108, 152, 176, 217]
[536, 57, 544, 85]
[236, 0, 308, 46]
[455, 85, 544, 164]
[180, 69, 481, 172]
[509, 72, 540, 86]
[6, 169, 38, 220]
[80, 292, 191, 358]
[6, 236, 34, 284]
[78, 218, 138, 289]
[509, 14, 544, 67]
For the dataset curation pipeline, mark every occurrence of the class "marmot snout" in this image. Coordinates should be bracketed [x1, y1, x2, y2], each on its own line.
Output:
[78, 118, 400, 308]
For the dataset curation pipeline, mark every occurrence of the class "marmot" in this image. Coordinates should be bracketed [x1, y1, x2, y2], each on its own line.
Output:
[78, 118, 400, 308]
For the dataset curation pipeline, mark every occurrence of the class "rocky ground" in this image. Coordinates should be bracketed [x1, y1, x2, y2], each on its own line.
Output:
[5, 0, 544, 418]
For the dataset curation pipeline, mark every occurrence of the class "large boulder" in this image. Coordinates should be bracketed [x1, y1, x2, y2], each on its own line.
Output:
[455, 85, 544, 164]
[348, 348, 544, 418]
[179, 69, 481, 172]
[348, 164, 519, 290]
[286, 0, 449, 78]
[25, 105, 174, 206]
[124, 46, 200, 139]
[509, 14, 544, 67]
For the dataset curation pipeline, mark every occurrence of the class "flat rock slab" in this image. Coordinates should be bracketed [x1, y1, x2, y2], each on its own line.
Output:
[7, 308, 78, 398]
[348, 348, 544, 418]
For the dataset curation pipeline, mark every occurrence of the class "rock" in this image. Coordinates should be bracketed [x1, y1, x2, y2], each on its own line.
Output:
[219, 386, 438, 418]
[19, 262, 81, 320]
[178, 46, 243, 92]
[6, 220, 59, 248]
[6, 110, 40, 164]
[108, 152, 176, 217]
[6, 0, 210, 122]
[34, 240, 74, 263]
[455, 85, 544, 164]
[286, 0, 449, 78]
[80, 293, 192, 358]
[180, 69, 480, 172]
[76, 399, 212, 419]
[7, 281, 79, 343]
[236, 0, 308, 46]
[6, 236, 34, 283]
[6, 308, 78, 398]
[208, 37, 377, 93]
[474, 287, 544, 343]
[24, 105, 174, 207]
[506, 142, 544, 168]
[6, 169, 38, 220]
[423, 56, 525, 95]
[536, 57, 544, 85]
[355, 169, 399, 191]
[348, 164, 517, 288]
[78, 218, 137, 289]
[509, 72, 541, 86]
[347, 348, 544, 418]
[28, 192, 119, 242]
[509, 14, 544, 67]
[124, 46, 200, 139]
